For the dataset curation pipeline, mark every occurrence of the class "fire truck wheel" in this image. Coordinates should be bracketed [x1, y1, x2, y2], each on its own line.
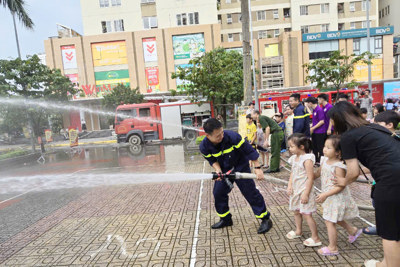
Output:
[184, 130, 197, 141]
[128, 134, 142, 145]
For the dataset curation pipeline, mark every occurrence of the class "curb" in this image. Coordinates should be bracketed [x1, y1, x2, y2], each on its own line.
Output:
[47, 140, 117, 147]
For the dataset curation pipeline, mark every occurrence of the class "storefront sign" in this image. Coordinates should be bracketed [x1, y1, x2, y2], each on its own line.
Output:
[61, 45, 77, 69]
[91, 41, 128, 66]
[145, 67, 160, 93]
[95, 69, 130, 86]
[172, 33, 205, 59]
[143, 38, 158, 62]
[303, 26, 394, 42]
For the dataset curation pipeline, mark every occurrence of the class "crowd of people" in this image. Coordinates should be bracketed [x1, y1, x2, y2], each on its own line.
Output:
[242, 91, 400, 266]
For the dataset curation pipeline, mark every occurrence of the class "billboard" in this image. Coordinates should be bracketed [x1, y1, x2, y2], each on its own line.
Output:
[172, 33, 205, 60]
[91, 41, 128, 66]
[265, 44, 279, 57]
[384, 81, 400, 101]
[174, 64, 192, 91]
[143, 38, 158, 62]
[359, 83, 384, 105]
[353, 58, 383, 82]
[145, 67, 160, 93]
[303, 26, 394, 42]
[61, 45, 77, 69]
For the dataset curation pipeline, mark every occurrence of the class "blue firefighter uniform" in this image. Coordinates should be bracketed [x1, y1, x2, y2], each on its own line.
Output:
[199, 130, 269, 221]
[293, 103, 311, 136]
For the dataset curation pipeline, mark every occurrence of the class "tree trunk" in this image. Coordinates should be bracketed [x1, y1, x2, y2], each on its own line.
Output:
[222, 104, 227, 128]
[241, 0, 252, 105]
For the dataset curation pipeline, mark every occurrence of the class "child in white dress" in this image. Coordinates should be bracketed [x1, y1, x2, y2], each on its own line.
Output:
[286, 133, 321, 247]
[315, 135, 361, 256]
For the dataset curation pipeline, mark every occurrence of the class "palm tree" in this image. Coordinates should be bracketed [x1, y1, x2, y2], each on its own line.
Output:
[1, 0, 34, 29]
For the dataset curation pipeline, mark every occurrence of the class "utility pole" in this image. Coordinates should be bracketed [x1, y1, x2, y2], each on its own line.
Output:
[366, 0, 372, 92]
[241, 0, 252, 106]
[12, 12, 22, 59]
[248, 0, 259, 111]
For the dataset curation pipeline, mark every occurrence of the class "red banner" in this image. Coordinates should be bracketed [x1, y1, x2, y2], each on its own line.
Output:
[145, 67, 160, 93]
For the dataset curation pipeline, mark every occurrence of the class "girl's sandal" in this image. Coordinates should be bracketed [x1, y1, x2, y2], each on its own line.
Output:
[364, 259, 379, 267]
[318, 246, 339, 256]
[349, 229, 362, 244]
[286, 230, 302, 239]
[303, 237, 322, 247]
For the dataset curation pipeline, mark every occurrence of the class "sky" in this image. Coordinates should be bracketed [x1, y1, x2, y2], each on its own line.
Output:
[0, 0, 83, 60]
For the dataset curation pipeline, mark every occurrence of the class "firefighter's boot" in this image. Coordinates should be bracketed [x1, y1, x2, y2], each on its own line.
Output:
[258, 217, 273, 234]
[211, 218, 233, 229]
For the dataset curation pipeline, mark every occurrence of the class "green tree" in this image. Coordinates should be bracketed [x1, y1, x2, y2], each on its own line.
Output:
[303, 50, 373, 97]
[1, 0, 34, 29]
[102, 84, 144, 110]
[171, 48, 243, 125]
[0, 55, 76, 150]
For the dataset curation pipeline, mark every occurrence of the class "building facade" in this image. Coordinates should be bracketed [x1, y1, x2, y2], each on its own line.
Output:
[80, 0, 218, 35]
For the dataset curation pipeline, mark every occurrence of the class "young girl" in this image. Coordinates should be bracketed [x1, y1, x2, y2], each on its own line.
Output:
[256, 122, 269, 168]
[286, 133, 321, 247]
[315, 135, 361, 256]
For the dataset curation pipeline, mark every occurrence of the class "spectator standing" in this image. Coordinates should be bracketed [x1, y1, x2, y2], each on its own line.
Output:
[355, 89, 373, 119]
[274, 112, 286, 150]
[337, 93, 349, 103]
[305, 97, 326, 164]
[284, 105, 294, 143]
[246, 102, 255, 115]
[289, 93, 310, 136]
[317, 94, 333, 135]
[245, 114, 257, 147]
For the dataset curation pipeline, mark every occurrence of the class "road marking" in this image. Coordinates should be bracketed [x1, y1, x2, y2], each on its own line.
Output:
[189, 162, 206, 267]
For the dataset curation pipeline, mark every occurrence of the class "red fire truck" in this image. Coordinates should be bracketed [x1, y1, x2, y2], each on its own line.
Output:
[115, 101, 213, 144]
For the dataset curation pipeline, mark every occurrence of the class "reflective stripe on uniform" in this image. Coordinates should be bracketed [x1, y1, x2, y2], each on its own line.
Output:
[255, 211, 269, 219]
[293, 114, 310, 119]
[202, 138, 245, 158]
[217, 210, 230, 217]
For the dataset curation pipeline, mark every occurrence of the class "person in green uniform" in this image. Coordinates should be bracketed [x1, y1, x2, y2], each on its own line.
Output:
[252, 110, 284, 173]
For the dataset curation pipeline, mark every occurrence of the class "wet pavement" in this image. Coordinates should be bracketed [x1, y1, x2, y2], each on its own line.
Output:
[0, 143, 382, 266]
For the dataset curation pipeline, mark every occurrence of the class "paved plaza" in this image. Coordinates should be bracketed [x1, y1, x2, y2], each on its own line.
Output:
[0, 145, 383, 266]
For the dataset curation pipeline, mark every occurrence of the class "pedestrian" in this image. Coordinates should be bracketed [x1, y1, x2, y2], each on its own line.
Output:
[199, 118, 273, 234]
[286, 133, 321, 247]
[305, 96, 326, 164]
[355, 89, 373, 119]
[289, 93, 310, 136]
[328, 102, 400, 267]
[315, 135, 361, 256]
[283, 105, 294, 145]
[246, 102, 255, 115]
[317, 94, 333, 135]
[252, 110, 284, 173]
[256, 122, 269, 169]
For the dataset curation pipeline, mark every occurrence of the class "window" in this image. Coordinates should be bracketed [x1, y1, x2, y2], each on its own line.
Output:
[99, 0, 109, 8]
[362, 0, 370, 11]
[141, 0, 155, 3]
[321, 3, 329, 13]
[117, 109, 137, 121]
[114, 19, 124, 31]
[362, 20, 370, 28]
[338, 3, 344, 13]
[101, 21, 112, 33]
[274, 29, 280, 37]
[388, 5, 390, 14]
[257, 11, 266, 21]
[258, 30, 267, 39]
[300, 5, 308, 16]
[143, 16, 158, 29]
[353, 38, 361, 55]
[381, 8, 384, 18]
[284, 8, 290, 18]
[284, 27, 291, 32]
[139, 108, 150, 117]
[321, 24, 329, 32]
[308, 40, 339, 59]
[227, 14, 232, 24]
[375, 36, 382, 54]
[218, 14, 222, 24]
[350, 22, 356, 29]
[379, 10, 382, 19]
[385, 6, 388, 15]
[301, 25, 309, 34]
[176, 12, 198, 26]
[228, 33, 233, 42]
[273, 9, 279, 19]
[338, 23, 344, 30]
[349, 2, 355, 12]
[111, 0, 121, 6]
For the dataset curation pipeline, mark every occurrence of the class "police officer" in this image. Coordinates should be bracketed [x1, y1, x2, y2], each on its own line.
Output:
[289, 93, 310, 136]
[251, 110, 283, 173]
[199, 118, 273, 234]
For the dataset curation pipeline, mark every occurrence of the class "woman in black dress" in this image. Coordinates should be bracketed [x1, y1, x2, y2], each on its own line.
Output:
[328, 102, 400, 267]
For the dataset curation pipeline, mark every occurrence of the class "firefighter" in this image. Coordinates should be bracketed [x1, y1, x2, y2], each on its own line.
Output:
[251, 110, 284, 173]
[199, 118, 273, 234]
[289, 93, 310, 136]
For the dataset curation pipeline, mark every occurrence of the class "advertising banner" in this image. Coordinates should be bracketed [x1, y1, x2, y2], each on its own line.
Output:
[353, 58, 383, 82]
[174, 64, 192, 91]
[69, 128, 79, 147]
[384, 81, 400, 101]
[172, 33, 205, 60]
[45, 129, 53, 142]
[142, 38, 158, 62]
[91, 41, 128, 66]
[265, 44, 279, 57]
[303, 26, 394, 42]
[145, 67, 160, 93]
[61, 45, 77, 69]
[359, 83, 384, 105]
